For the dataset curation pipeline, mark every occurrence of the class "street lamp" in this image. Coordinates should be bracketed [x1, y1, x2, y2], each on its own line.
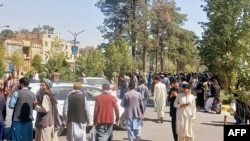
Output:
[67, 29, 85, 74]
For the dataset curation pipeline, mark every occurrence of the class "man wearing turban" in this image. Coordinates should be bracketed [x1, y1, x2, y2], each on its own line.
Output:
[33, 78, 60, 141]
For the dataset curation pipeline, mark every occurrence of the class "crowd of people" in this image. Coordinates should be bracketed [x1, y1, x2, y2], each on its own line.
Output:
[0, 69, 63, 141]
[115, 71, 222, 141]
[0, 68, 224, 141]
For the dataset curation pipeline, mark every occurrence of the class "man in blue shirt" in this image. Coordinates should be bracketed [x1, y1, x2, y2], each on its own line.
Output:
[9, 77, 36, 141]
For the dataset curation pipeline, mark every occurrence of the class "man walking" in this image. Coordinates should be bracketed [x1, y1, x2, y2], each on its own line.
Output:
[168, 78, 180, 141]
[62, 82, 91, 141]
[153, 75, 167, 123]
[94, 83, 119, 141]
[8, 77, 36, 141]
[136, 79, 149, 113]
[121, 82, 144, 141]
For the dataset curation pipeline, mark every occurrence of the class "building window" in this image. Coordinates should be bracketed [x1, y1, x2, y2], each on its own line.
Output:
[66, 45, 68, 50]
[45, 41, 48, 47]
[48, 35, 51, 38]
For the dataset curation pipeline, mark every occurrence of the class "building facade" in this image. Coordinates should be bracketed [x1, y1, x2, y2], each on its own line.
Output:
[3, 33, 78, 72]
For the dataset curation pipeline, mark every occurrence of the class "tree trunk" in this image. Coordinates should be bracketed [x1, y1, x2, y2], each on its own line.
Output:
[131, 0, 136, 57]
[160, 35, 164, 72]
[177, 61, 185, 73]
[142, 45, 147, 73]
[155, 47, 158, 72]
[226, 73, 232, 95]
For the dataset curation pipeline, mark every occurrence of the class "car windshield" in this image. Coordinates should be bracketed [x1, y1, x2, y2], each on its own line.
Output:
[86, 78, 110, 86]
[51, 86, 102, 101]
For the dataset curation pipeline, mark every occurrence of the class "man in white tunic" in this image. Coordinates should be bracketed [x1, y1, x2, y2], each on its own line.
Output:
[174, 83, 196, 141]
[153, 75, 167, 123]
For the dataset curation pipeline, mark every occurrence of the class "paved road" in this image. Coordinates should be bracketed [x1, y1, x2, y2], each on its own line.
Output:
[5, 96, 235, 141]
[56, 105, 235, 141]
[110, 106, 235, 141]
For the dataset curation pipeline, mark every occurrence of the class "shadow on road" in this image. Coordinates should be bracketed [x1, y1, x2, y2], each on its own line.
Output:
[143, 117, 171, 123]
[211, 121, 235, 125]
[201, 120, 235, 127]
[201, 122, 224, 126]
[112, 138, 153, 141]
[197, 110, 217, 114]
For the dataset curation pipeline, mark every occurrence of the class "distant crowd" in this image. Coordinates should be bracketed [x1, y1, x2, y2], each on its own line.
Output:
[117, 71, 222, 141]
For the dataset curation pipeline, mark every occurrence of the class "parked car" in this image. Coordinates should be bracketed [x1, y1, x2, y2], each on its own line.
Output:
[76, 77, 117, 97]
[6, 82, 126, 136]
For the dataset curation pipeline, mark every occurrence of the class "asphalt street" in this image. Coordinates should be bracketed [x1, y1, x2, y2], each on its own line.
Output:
[56, 104, 235, 141]
[5, 93, 236, 141]
[5, 106, 235, 141]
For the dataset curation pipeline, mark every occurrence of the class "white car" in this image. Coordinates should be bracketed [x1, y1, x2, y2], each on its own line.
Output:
[76, 77, 117, 97]
[28, 82, 126, 130]
[34, 83, 125, 129]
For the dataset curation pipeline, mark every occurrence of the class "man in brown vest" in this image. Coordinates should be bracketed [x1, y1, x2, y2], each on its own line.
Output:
[62, 82, 91, 141]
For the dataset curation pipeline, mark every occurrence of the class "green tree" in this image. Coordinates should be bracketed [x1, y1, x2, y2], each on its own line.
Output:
[104, 37, 135, 80]
[75, 56, 85, 77]
[32, 26, 42, 33]
[0, 42, 6, 78]
[31, 54, 43, 72]
[42, 25, 54, 34]
[76, 48, 106, 77]
[135, 0, 151, 73]
[0, 29, 14, 38]
[44, 37, 75, 81]
[199, 0, 250, 94]
[83, 49, 106, 77]
[150, 0, 198, 72]
[96, 0, 199, 73]
[96, 0, 144, 57]
[9, 50, 24, 75]
[29, 25, 55, 34]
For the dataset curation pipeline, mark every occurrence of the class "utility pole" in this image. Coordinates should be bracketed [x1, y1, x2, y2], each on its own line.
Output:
[67, 29, 85, 74]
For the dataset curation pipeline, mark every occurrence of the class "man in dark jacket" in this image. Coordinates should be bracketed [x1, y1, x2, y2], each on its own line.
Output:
[168, 78, 180, 141]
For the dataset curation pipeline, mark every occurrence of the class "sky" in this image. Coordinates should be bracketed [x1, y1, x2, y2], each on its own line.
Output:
[0, 0, 207, 48]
